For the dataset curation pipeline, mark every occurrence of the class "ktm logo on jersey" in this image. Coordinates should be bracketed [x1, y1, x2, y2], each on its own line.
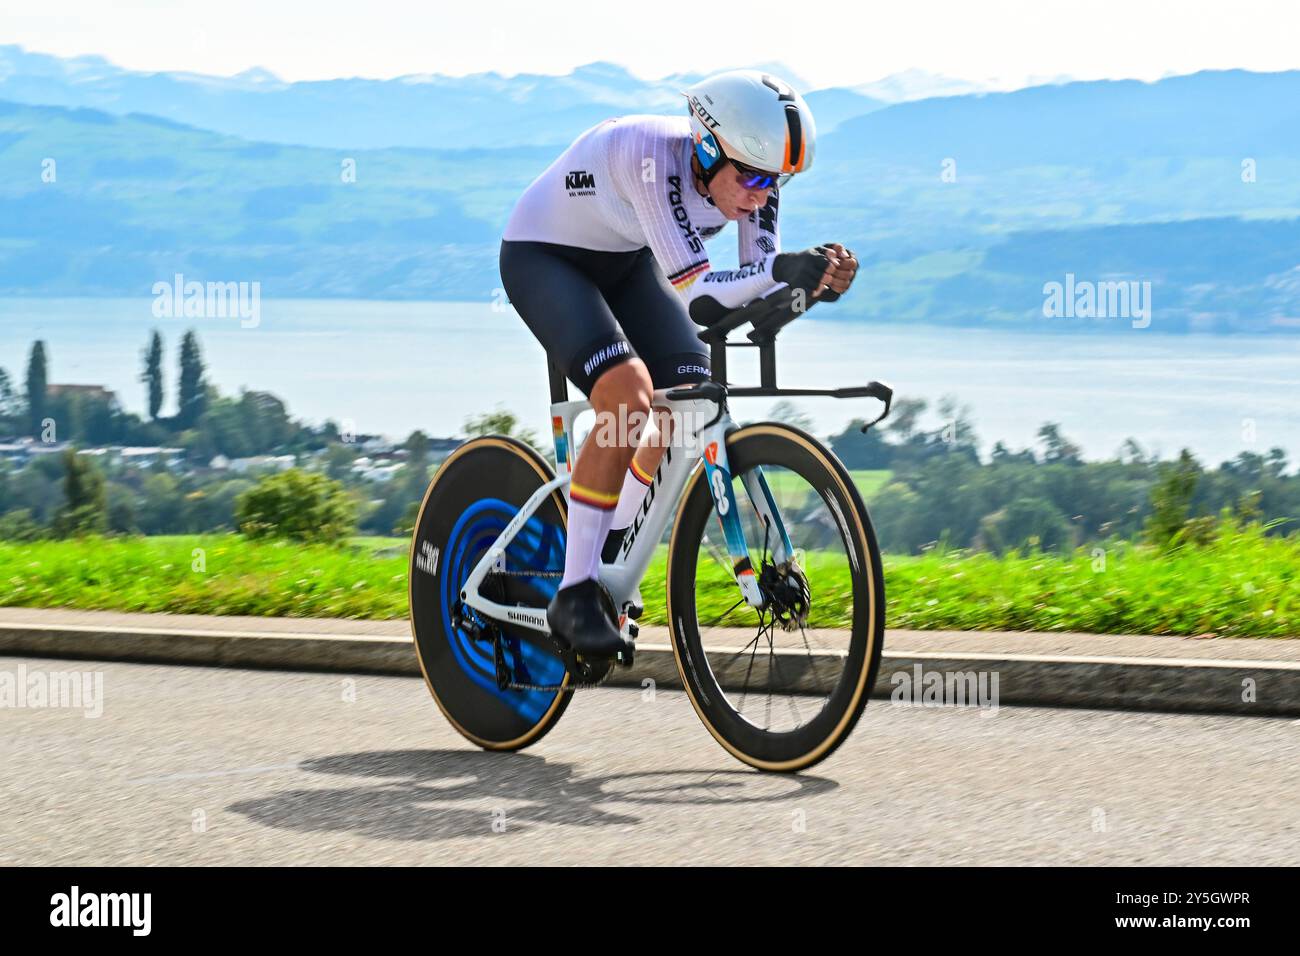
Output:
[565, 170, 596, 192]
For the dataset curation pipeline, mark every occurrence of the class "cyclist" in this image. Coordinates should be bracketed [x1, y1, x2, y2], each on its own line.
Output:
[499, 69, 859, 659]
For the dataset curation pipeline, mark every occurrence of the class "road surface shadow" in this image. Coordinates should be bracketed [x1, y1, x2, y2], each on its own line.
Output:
[227, 749, 835, 842]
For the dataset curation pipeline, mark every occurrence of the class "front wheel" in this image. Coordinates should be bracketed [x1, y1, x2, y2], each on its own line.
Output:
[666, 422, 885, 772]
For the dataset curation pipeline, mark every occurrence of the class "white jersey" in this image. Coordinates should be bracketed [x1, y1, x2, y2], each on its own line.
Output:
[503, 114, 783, 312]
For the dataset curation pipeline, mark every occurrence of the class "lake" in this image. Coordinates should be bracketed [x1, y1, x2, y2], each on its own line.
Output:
[1, 297, 1296, 467]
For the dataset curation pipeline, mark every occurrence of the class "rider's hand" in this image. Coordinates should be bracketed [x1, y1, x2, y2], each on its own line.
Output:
[813, 242, 858, 302]
[772, 248, 832, 298]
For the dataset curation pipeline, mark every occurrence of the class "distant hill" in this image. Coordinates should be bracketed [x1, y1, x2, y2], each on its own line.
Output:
[802, 88, 887, 133]
[831, 69, 1300, 163]
[0, 56, 1298, 330]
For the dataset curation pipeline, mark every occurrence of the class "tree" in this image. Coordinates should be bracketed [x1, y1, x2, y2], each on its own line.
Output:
[364, 429, 433, 537]
[25, 340, 48, 438]
[990, 441, 1036, 465]
[405, 430, 431, 467]
[142, 330, 164, 421]
[193, 396, 254, 459]
[177, 330, 208, 428]
[884, 397, 927, 443]
[184, 478, 255, 532]
[827, 418, 893, 469]
[7, 455, 65, 524]
[1116, 438, 1149, 466]
[323, 443, 358, 482]
[136, 472, 186, 534]
[53, 449, 108, 537]
[0, 367, 21, 431]
[767, 401, 816, 434]
[977, 497, 1075, 554]
[1144, 448, 1202, 550]
[106, 484, 139, 535]
[1038, 422, 1083, 465]
[463, 407, 539, 448]
[238, 390, 293, 451]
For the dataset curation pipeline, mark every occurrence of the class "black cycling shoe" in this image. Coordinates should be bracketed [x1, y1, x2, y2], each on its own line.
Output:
[601, 526, 628, 564]
[547, 579, 632, 659]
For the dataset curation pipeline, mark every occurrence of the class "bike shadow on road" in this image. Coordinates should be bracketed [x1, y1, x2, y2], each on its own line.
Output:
[225, 749, 837, 842]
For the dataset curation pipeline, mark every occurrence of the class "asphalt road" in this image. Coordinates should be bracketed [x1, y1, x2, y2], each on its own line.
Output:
[3, 655, 1298, 865]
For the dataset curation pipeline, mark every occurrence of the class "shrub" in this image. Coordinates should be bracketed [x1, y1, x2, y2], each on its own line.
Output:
[235, 469, 357, 544]
[0, 508, 45, 542]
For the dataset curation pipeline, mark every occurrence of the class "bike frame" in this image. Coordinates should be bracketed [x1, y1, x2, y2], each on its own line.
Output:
[459, 386, 792, 638]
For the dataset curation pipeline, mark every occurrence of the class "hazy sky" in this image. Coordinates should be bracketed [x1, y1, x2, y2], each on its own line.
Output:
[4, 0, 1299, 89]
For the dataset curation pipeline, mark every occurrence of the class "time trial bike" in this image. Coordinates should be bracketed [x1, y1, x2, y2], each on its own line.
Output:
[409, 286, 892, 772]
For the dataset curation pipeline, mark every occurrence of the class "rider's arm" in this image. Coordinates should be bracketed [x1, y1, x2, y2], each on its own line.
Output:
[612, 129, 780, 320]
[738, 188, 781, 266]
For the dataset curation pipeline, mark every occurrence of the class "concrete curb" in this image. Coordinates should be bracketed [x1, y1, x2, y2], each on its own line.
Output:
[1, 622, 1297, 718]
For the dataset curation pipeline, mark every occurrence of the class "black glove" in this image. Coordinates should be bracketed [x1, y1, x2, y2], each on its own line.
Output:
[772, 248, 831, 296]
[811, 244, 857, 302]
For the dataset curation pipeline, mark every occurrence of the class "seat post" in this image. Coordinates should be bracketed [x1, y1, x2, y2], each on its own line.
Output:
[547, 360, 569, 404]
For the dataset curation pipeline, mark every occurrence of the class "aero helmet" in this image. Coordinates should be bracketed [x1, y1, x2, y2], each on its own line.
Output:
[685, 70, 816, 186]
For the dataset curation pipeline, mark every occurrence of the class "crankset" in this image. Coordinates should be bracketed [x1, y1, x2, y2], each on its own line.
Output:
[453, 579, 634, 693]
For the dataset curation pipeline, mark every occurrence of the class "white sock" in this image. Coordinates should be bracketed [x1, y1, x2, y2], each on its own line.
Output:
[610, 461, 655, 531]
[561, 494, 617, 589]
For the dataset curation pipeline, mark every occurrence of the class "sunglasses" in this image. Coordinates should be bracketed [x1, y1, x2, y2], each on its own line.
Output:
[729, 159, 791, 190]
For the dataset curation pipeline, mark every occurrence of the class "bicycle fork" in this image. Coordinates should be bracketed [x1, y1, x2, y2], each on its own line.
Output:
[699, 433, 794, 608]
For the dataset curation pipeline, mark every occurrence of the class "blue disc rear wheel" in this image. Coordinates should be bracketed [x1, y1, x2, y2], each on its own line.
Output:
[409, 435, 572, 750]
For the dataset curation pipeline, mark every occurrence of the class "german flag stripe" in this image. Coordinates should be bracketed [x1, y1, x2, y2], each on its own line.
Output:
[569, 483, 619, 509]
[668, 260, 709, 289]
[630, 459, 654, 486]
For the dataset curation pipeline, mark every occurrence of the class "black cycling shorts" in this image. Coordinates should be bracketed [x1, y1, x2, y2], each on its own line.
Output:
[499, 239, 712, 397]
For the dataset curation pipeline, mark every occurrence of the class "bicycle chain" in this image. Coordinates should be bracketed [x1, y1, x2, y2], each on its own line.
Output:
[489, 625, 619, 692]
[504, 672, 616, 693]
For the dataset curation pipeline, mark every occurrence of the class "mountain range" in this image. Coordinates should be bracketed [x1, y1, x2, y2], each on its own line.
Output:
[0, 46, 1297, 331]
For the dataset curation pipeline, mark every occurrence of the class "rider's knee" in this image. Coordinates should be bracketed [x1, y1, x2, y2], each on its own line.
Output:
[590, 359, 652, 418]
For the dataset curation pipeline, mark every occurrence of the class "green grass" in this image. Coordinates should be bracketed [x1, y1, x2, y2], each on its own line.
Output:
[850, 470, 893, 500]
[0, 536, 409, 619]
[755, 469, 891, 502]
[0, 520, 1295, 636]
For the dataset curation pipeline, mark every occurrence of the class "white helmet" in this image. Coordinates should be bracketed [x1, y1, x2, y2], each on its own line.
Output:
[684, 70, 816, 186]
